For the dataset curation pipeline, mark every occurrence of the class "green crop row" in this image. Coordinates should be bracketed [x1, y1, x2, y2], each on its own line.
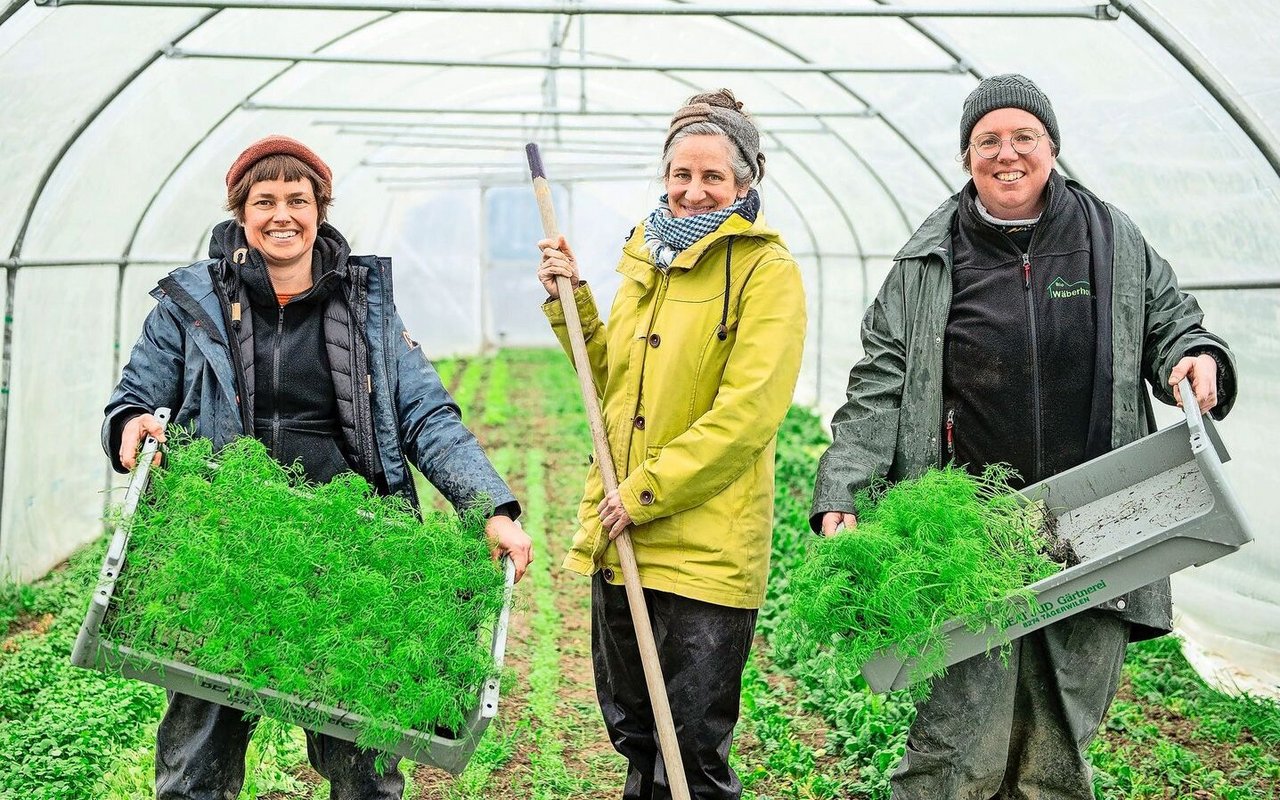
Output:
[483, 353, 513, 427]
[451, 358, 489, 419]
[434, 357, 459, 392]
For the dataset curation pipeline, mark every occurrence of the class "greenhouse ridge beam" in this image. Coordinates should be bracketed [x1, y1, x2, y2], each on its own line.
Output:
[37, 0, 1117, 19]
[360, 139, 660, 156]
[313, 118, 835, 134]
[244, 101, 878, 118]
[344, 130, 661, 153]
[1112, 0, 1280, 182]
[378, 171, 649, 184]
[166, 46, 967, 75]
[363, 159, 652, 169]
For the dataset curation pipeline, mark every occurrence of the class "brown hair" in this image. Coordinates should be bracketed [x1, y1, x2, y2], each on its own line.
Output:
[225, 154, 333, 224]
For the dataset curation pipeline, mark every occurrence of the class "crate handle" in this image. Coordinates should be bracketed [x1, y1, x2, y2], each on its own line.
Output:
[1178, 378, 1209, 455]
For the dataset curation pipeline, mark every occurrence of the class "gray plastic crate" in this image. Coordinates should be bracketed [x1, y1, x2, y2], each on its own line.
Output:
[71, 408, 515, 773]
[861, 381, 1255, 693]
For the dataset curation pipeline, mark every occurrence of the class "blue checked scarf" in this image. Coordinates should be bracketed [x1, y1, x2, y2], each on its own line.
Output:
[643, 189, 760, 270]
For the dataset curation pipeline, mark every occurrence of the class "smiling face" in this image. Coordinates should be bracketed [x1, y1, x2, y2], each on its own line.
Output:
[664, 134, 747, 218]
[242, 178, 318, 272]
[969, 108, 1055, 220]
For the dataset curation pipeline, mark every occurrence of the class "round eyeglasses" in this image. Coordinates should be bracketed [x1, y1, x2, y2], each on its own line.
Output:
[968, 129, 1048, 160]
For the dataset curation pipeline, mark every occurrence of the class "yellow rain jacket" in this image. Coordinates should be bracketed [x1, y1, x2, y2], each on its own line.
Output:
[544, 212, 806, 609]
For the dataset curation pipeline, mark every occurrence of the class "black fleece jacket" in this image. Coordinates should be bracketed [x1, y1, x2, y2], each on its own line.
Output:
[208, 220, 355, 484]
[943, 173, 1108, 488]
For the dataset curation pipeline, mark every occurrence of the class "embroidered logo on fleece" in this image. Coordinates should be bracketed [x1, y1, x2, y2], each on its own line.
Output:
[1047, 276, 1091, 299]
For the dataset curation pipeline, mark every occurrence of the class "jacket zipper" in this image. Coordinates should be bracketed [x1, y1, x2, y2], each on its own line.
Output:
[377, 261, 420, 509]
[1021, 250, 1044, 479]
[349, 267, 376, 477]
[271, 304, 284, 459]
[945, 408, 955, 459]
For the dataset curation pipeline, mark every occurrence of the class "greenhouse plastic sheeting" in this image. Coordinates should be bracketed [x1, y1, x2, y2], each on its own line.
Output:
[1, 0, 1276, 694]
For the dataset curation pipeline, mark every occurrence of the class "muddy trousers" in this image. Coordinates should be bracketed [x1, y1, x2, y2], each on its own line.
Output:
[592, 573, 758, 800]
[154, 691, 405, 800]
[891, 610, 1129, 800]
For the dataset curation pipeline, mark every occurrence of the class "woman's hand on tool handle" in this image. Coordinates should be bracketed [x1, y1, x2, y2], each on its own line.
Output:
[537, 235, 581, 300]
[1168, 353, 1219, 415]
[120, 413, 167, 470]
[598, 489, 633, 541]
[819, 511, 858, 537]
[487, 515, 534, 583]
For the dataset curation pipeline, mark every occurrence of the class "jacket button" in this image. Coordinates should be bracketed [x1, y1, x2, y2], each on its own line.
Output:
[649, 333, 661, 348]
[634, 415, 646, 430]
[639, 490, 654, 505]
[603, 567, 616, 581]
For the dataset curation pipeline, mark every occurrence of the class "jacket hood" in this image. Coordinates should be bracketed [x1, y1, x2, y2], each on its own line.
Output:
[208, 219, 352, 306]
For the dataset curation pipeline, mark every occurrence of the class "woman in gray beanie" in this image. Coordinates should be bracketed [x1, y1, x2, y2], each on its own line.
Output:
[811, 73, 1235, 798]
[535, 89, 806, 799]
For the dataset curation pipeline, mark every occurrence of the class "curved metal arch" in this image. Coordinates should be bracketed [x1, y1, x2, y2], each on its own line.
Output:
[119, 10, 396, 268]
[711, 15, 949, 222]
[0, 0, 29, 27]
[869, 0, 1083, 180]
[1112, 0, 1280, 182]
[0, 9, 216, 544]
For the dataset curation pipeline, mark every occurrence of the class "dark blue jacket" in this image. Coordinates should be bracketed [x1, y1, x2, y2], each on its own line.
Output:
[102, 252, 516, 516]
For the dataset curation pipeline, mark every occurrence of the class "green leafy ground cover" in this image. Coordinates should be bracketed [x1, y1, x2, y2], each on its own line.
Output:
[785, 464, 1060, 693]
[104, 433, 506, 753]
[1, 348, 1276, 799]
[0, 543, 165, 800]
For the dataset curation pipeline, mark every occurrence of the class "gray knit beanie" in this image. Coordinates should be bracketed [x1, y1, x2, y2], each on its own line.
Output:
[960, 74, 1060, 154]
[665, 89, 765, 183]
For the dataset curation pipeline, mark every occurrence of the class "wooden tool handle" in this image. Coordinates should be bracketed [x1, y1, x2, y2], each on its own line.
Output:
[526, 143, 691, 800]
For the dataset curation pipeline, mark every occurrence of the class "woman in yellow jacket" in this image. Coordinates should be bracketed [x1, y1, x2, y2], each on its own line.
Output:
[536, 89, 806, 800]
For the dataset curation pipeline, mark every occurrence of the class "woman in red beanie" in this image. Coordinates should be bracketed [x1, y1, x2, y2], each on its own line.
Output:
[104, 135, 533, 800]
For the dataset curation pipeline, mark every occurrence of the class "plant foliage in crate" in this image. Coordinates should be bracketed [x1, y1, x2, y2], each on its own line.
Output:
[785, 464, 1061, 696]
[100, 432, 507, 754]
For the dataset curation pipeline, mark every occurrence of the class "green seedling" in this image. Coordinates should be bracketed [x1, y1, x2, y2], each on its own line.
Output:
[100, 432, 506, 758]
[784, 464, 1061, 695]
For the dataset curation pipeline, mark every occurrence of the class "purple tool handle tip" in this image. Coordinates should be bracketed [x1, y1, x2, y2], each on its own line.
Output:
[526, 143, 545, 179]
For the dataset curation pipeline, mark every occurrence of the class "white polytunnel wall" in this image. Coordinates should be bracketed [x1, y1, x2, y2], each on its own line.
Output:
[0, 0, 1276, 697]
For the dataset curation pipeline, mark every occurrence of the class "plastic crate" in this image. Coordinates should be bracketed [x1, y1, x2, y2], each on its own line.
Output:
[861, 381, 1255, 693]
[71, 409, 515, 773]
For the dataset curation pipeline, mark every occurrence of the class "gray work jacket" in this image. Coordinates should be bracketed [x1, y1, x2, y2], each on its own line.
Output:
[811, 182, 1236, 639]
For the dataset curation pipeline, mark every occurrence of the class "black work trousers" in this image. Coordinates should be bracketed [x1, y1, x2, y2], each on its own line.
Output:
[592, 572, 758, 800]
[154, 691, 404, 800]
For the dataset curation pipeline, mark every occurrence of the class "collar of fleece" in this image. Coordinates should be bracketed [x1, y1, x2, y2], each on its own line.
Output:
[208, 219, 352, 307]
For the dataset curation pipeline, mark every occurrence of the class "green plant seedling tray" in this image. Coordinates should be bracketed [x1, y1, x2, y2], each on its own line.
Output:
[861, 381, 1255, 693]
[71, 408, 516, 773]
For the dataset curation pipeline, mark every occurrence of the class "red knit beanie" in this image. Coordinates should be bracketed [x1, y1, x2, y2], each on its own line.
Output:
[225, 135, 332, 189]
